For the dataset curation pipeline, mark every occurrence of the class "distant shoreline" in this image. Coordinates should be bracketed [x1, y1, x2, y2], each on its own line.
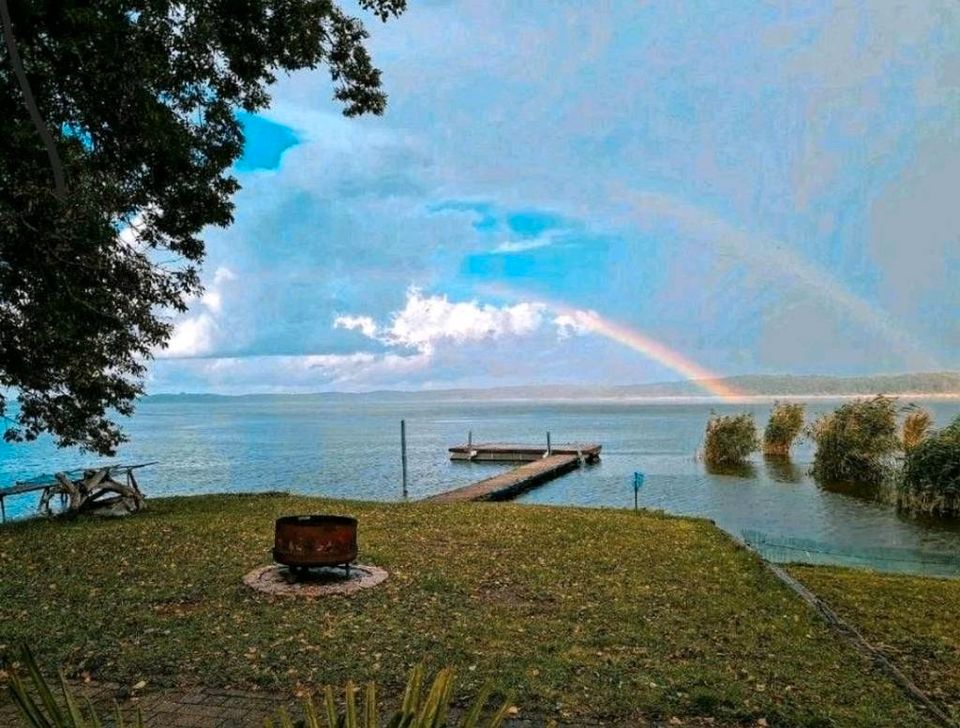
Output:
[141, 392, 960, 404]
[144, 371, 960, 401]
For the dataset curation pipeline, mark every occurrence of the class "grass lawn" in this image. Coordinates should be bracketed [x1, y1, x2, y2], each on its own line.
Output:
[0, 494, 939, 726]
[790, 564, 960, 724]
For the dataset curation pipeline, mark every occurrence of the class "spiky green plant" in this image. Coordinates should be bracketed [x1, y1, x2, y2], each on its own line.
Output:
[762, 402, 805, 456]
[4, 646, 143, 728]
[809, 396, 900, 486]
[267, 664, 513, 728]
[5, 647, 511, 728]
[703, 413, 758, 467]
[901, 407, 933, 452]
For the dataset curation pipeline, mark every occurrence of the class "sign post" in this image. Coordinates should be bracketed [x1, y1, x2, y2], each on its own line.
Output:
[632, 471, 645, 512]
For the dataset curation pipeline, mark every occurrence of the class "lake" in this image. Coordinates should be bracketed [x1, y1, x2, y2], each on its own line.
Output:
[2, 395, 959, 574]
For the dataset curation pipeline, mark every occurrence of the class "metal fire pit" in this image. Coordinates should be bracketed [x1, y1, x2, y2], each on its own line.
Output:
[273, 515, 358, 576]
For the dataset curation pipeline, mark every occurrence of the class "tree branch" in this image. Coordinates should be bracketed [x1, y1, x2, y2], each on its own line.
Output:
[0, 0, 66, 199]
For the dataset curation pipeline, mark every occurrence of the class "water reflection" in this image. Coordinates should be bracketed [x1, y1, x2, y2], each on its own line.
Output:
[816, 477, 887, 504]
[704, 461, 756, 478]
[762, 455, 803, 483]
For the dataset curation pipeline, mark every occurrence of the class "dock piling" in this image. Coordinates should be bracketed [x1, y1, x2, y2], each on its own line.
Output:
[401, 419, 408, 498]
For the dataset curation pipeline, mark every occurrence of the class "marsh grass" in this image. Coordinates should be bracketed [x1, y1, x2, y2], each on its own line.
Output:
[902, 408, 934, 452]
[703, 413, 758, 467]
[762, 402, 805, 456]
[809, 396, 900, 486]
[898, 415, 960, 518]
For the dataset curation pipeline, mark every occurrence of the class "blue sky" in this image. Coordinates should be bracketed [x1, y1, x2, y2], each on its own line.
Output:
[151, 0, 960, 393]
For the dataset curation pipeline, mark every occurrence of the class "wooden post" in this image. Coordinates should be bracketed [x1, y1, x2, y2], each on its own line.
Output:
[546, 431, 552, 456]
[401, 419, 408, 498]
[468, 430, 472, 447]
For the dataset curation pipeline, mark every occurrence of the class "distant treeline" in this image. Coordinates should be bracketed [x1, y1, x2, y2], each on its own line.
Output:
[145, 371, 960, 401]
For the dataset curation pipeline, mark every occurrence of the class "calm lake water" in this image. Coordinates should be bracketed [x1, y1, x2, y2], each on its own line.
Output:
[2, 396, 959, 572]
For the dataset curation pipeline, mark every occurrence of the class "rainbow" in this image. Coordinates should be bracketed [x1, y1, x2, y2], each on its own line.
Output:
[482, 284, 743, 400]
[552, 306, 743, 400]
[617, 191, 940, 370]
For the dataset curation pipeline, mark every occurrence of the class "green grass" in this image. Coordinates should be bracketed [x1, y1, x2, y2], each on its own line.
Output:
[790, 564, 960, 724]
[0, 494, 938, 726]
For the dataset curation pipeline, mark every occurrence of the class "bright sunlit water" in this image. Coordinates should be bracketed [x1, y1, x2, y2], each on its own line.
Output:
[2, 396, 959, 567]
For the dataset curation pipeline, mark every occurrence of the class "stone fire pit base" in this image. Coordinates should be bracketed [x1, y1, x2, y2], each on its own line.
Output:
[243, 563, 387, 598]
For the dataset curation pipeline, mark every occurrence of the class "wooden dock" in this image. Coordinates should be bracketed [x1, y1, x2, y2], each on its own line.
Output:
[426, 442, 601, 503]
[448, 442, 602, 463]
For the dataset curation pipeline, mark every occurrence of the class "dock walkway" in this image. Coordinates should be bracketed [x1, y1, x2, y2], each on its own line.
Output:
[426, 442, 601, 503]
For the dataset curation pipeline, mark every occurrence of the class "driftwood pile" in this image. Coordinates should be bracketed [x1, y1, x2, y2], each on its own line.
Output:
[0, 463, 156, 521]
[38, 466, 147, 517]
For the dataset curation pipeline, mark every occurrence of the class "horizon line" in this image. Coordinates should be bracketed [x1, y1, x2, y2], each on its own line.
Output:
[143, 370, 960, 399]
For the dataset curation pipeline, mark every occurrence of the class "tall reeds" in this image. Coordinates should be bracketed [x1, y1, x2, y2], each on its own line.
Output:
[898, 415, 960, 518]
[809, 396, 900, 486]
[762, 402, 805, 456]
[703, 413, 758, 467]
[901, 408, 933, 452]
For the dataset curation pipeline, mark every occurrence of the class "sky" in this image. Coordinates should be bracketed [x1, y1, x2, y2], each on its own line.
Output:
[150, 0, 960, 395]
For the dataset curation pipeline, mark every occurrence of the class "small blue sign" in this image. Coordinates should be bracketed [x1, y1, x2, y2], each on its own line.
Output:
[633, 472, 645, 492]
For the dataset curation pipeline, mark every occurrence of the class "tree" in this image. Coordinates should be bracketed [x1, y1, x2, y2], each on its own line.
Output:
[703, 412, 758, 467]
[1, 0, 406, 454]
[809, 396, 900, 485]
[762, 401, 805, 456]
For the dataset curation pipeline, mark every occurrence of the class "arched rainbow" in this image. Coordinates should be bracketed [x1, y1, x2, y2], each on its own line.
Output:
[553, 306, 743, 400]
[482, 283, 743, 400]
[618, 191, 939, 370]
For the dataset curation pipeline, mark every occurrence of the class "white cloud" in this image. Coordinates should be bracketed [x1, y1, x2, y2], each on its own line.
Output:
[491, 238, 552, 254]
[149, 349, 433, 393]
[350, 288, 547, 355]
[159, 266, 237, 358]
[333, 315, 379, 339]
[554, 311, 594, 339]
[164, 316, 218, 358]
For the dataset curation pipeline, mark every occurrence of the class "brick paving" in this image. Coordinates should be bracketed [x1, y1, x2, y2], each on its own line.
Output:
[0, 677, 724, 726]
[0, 679, 295, 727]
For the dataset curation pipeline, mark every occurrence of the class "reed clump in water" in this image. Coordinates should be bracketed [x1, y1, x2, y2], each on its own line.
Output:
[762, 401, 805, 456]
[901, 407, 933, 452]
[703, 412, 758, 467]
[898, 415, 960, 518]
[809, 396, 900, 486]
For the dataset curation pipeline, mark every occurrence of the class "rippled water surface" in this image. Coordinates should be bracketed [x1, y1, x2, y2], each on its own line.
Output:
[2, 396, 959, 561]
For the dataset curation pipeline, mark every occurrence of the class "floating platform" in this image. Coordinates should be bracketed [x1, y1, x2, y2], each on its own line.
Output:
[426, 442, 602, 503]
[448, 442, 602, 463]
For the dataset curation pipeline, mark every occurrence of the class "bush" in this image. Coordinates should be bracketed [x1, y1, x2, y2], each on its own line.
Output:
[809, 396, 900, 486]
[901, 407, 933, 452]
[762, 402, 805, 456]
[898, 416, 960, 518]
[703, 413, 758, 466]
